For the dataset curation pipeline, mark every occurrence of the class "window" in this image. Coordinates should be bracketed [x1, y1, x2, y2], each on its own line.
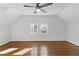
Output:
[30, 24, 38, 34]
[30, 24, 48, 34]
[40, 24, 48, 34]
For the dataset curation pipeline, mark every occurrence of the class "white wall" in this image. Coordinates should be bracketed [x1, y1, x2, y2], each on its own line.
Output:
[11, 15, 66, 41]
[0, 24, 11, 46]
[66, 23, 79, 46]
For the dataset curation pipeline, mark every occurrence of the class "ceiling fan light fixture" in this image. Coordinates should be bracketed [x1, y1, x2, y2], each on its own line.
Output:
[24, 3, 53, 14]
[36, 8, 40, 12]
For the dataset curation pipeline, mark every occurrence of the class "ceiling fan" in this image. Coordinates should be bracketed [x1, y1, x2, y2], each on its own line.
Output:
[24, 3, 53, 14]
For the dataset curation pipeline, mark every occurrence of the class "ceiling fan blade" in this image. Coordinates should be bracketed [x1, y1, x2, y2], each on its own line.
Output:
[39, 8, 47, 13]
[24, 5, 34, 7]
[40, 3, 53, 8]
[36, 3, 40, 8]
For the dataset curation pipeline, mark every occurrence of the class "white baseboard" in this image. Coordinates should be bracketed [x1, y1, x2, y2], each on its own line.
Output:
[11, 39, 65, 41]
[0, 40, 10, 46]
[66, 40, 79, 46]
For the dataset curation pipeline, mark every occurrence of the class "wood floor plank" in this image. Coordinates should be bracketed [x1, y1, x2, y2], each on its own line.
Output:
[12, 48, 32, 55]
[0, 41, 79, 56]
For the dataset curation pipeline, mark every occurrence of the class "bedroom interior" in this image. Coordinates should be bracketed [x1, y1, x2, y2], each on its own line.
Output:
[0, 3, 79, 56]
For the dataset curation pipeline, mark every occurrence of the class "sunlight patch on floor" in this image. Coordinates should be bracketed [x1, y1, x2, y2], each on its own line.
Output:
[31, 46, 38, 56]
[0, 46, 48, 56]
[40, 45, 48, 56]
[0, 48, 18, 54]
[12, 48, 32, 55]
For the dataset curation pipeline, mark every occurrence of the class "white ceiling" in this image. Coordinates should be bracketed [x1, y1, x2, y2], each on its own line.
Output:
[0, 3, 79, 24]
[0, 3, 71, 15]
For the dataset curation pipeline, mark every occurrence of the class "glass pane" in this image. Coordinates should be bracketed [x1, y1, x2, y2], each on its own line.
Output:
[30, 24, 38, 34]
[40, 24, 48, 34]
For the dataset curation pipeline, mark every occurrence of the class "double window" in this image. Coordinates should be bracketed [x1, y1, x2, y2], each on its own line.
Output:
[30, 24, 48, 34]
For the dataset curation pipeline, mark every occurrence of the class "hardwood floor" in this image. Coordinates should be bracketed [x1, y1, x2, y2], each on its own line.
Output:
[0, 41, 79, 56]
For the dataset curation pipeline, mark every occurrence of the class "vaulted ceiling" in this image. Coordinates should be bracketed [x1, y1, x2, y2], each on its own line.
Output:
[58, 3, 79, 23]
[0, 3, 79, 24]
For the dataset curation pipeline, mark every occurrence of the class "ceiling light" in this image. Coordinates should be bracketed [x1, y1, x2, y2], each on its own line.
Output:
[36, 8, 40, 12]
[24, 3, 53, 14]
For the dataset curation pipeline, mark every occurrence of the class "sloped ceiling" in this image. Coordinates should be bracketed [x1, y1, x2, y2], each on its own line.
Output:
[58, 3, 79, 23]
[0, 3, 75, 24]
[0, 5, 20, 24]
